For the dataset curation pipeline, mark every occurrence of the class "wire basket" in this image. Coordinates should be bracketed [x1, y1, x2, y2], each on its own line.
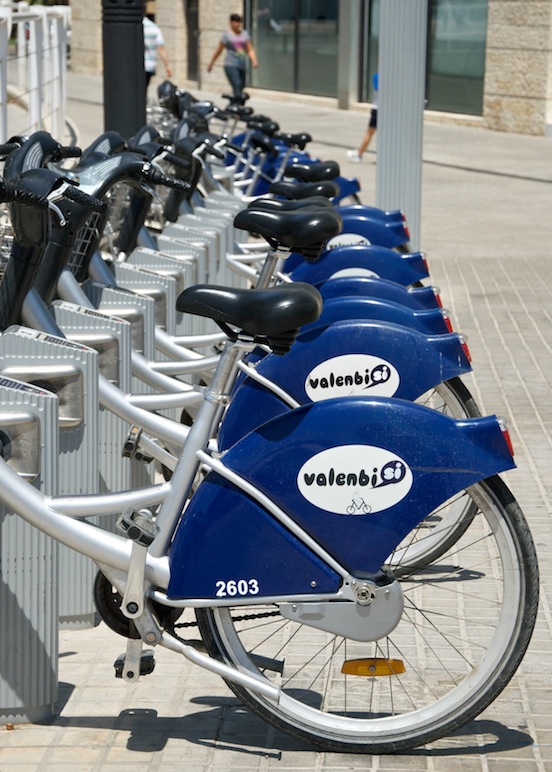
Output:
[0, 206, 14, 283]
[146, 105, 179, 141]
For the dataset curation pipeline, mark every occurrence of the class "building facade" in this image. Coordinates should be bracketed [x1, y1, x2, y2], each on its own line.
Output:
[70, 0, 552, 136]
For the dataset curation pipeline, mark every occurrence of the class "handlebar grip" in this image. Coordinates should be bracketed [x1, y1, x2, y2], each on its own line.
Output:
[50, 145, 82, 161]
[0, 178, 49, 209]
[62, 184, 107, 214]
[203, 142, 225, 160]
[0, 142, 21, 160]
[163, 151, 192, 171]
[142, 166, 191, 193]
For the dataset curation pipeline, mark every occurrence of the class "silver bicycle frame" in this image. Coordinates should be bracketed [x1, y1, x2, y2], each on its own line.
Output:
[0, 335, 338, 703]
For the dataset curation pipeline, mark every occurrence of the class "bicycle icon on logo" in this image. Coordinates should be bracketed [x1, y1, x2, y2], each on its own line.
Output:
[346, 494, 372, 515]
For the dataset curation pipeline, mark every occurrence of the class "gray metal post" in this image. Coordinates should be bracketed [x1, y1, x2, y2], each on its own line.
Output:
[0, 377, 58, 722]
[376, 0, 428, 250]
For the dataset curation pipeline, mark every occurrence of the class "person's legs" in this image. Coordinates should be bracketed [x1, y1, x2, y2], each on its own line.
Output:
[224, 65, 245, 95]
[347, 109, 377, 161]
[358, 126, 376, 155]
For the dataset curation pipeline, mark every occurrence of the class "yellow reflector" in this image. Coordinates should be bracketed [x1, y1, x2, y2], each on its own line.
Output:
[341, 658, 406, 677]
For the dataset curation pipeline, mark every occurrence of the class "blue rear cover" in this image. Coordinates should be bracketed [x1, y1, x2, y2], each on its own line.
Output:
[317, 277, 439, 310]
[288, 244, 429, 286]
[168, 398, 514, 599]
[303, 296, 449, 335]
[218, 320, 471, 450]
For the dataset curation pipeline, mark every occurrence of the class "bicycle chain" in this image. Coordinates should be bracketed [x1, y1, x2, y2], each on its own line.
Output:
[174, 609, 280, 629]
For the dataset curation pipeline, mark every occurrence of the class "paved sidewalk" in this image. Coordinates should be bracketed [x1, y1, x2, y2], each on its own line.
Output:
[1, 72, 552, 770]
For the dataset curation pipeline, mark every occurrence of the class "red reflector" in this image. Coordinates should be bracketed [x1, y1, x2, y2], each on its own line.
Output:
[441, 311, 453, 333]
[498, 418, 515, 457]
[400, 211, 411, 241]
[432, 288, 443, 308]
[460, 337, 472, 363]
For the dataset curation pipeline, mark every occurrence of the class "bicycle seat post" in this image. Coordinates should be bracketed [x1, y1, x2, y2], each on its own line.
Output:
[150, 336, 253, 553]
[255, 246, 282, 289]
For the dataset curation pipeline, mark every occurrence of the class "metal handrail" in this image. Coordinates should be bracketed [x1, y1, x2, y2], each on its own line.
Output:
[0, 2, 71, 143]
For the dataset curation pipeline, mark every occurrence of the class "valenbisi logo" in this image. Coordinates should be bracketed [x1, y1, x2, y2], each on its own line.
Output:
[297, 445, 413, 515]
[305, 354, 400, 401]
[326, 234, 372, 250]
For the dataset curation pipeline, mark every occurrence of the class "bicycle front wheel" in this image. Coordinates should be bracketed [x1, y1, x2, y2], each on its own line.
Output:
[196, 475, 538, 754]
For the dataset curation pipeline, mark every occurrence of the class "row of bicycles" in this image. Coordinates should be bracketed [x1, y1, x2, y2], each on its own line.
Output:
[0, 83, 539, 753]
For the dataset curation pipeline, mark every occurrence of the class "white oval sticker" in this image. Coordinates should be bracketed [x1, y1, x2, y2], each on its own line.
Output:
[297, 445, 413, 515]
[329, 267, 380, 279]
[326, 234, 371, 250]
[305, 354, 400, 401]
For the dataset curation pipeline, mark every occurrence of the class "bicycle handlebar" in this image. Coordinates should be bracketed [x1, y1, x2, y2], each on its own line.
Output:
[141, 163, 191, 193]
[48, 145, 82, 162]
[57, 182, 107, 215]
[0, 142, 23, 160]
[0, 177, 49, 210]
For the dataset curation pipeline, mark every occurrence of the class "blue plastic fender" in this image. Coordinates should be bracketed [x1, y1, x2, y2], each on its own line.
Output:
[288, 244, 429, 286]
[317, 277, 441, 310]
[302, 296, 451, 335]
[168, 398, 515, 599]
[335, 205, 410, 250]
[218, 319, 471, 451]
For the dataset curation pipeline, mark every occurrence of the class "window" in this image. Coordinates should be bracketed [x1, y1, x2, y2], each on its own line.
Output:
[426, 0, 488, 114]
[249, 0, 338, 97]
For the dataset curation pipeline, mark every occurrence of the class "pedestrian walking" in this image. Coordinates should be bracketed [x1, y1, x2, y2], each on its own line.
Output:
[207, 13, 258, 95]
[143, 9, 172, 95]
[347, 72, 378, 162]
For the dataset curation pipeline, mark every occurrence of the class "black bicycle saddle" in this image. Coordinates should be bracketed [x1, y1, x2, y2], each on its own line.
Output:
[268, 180, 340, 200]
[284, 160, 340, 182]
[248, 196, 334, 211]
[176, 283, 323, 354]
[234, 206, 342, 259]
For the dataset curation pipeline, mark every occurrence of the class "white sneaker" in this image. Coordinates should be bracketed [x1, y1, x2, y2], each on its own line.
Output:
[347, 150, 361, 162]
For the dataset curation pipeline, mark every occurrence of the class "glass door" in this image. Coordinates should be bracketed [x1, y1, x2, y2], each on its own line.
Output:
[426, 0, 488, 114]
[249, 0, 338, 97]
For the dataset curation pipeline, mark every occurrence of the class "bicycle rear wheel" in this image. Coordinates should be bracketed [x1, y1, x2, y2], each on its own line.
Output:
[196, 475, 538, 753]
[391, 376, 481, 573]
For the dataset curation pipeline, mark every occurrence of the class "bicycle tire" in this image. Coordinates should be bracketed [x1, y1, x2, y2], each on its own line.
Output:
[196, 475, 538, 753]
[388, 376, 481, 574]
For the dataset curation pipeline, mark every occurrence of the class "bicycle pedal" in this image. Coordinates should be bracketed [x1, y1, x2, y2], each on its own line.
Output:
[114, 649, 156, 679]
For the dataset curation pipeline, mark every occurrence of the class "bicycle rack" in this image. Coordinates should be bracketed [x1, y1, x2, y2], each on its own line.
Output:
[50, 300, 134, 496]
[0, 326, 100, 629]
[153, 234, 213, 336]
[79, 282, 157, 488]
[126, 247, 196, 336]
[111, 262, 178, 336]
[175, 212, 231, 283]
[158, 223, 216, 282]
[0, 376, 58, 722]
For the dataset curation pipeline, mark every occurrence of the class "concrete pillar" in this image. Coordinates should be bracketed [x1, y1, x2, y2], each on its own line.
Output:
[376, 0, 428, 250]
[337, 0, 361, 110]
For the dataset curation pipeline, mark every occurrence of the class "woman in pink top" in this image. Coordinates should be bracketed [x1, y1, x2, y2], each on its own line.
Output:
[207, 13, 258, 95]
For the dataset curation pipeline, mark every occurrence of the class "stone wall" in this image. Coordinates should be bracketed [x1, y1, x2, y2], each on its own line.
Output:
[484, 0, 552, 135]
[154, 1, 187, 87]
[70, 0, 102, 74]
